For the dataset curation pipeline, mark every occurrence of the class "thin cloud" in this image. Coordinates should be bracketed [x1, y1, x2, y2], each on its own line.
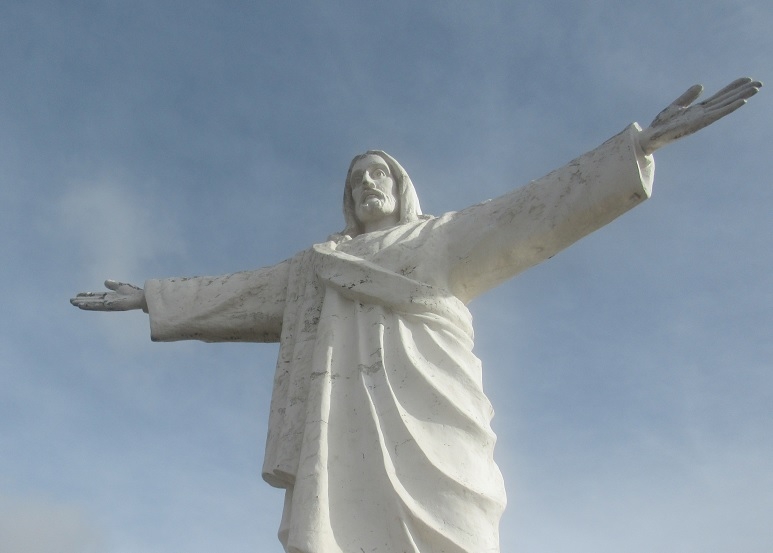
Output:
[58, 177, 184, 285]
[58, 177, 186, 348]
[0, 495, 106, 553]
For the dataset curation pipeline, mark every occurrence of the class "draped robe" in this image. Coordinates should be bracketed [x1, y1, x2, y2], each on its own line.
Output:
[143, 125, 654, 553]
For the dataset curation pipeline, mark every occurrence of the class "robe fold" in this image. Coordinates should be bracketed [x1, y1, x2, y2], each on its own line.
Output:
[143, 125, 654, 553]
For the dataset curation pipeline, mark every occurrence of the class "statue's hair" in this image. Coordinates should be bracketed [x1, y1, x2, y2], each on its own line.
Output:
[339, 150, 423, 238]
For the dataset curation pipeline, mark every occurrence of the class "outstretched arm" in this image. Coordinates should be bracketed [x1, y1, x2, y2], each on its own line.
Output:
[445, 124, 653, 302]
[71, 280, 147, 312]
[70, 260, 290, 343]
[638, 77, 762, 155]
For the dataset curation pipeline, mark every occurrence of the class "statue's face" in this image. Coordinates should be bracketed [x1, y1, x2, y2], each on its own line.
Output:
[350, 154, 399, 229]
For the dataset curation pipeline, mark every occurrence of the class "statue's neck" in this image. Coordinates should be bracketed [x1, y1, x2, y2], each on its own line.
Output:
[360, 213, 400, 234]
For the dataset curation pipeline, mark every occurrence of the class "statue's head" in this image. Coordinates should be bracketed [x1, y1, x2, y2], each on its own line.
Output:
[341, 150, 422, 237]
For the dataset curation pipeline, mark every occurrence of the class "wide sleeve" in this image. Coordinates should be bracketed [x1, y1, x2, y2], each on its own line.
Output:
[444, 124, 654, 303]
[144, 259, 290, 343]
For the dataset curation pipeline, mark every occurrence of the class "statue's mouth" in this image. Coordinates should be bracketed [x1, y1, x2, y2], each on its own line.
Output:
[362, 190, 385, 202]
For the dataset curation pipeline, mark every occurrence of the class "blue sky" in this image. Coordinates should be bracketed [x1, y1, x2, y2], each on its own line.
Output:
[1, 1, 771, 552]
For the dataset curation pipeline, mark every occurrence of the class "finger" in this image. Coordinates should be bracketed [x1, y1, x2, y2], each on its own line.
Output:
[703, 98, 749, 124]
[671, 84, 703, 108]
[704, 88, 757, 112]
[701, 83, 760, 116]
[74, 291, 108, 298]
[680, 98, 749, 139]
[105, 279, 121, 291]
[70, 296, 109, 310]
[701, 79, 760, 107]
[74, 303, 110, 311]
[701, 79, 761, 107]
[699, 77, 753, 104]
[105, 279, 142, 292]
[71, 294, 107, 303]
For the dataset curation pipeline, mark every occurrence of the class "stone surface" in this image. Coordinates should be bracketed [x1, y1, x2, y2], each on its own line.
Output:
[71, 78, 760, 553]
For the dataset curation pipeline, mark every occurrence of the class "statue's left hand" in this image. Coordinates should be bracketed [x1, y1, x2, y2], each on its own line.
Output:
[638, 77, 762, 155]
[70, 280, 147, 311]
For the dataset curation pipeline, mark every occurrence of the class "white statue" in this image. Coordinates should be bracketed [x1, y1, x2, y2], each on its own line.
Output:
[71, 78, 760, 553]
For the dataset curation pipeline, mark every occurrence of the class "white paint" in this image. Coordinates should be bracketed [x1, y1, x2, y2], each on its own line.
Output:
[141, 126, 651, 553]
[70, 78, 761, 553]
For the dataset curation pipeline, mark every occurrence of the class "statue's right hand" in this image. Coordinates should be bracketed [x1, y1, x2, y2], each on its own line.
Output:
[637, 77, 761, 155]
[70, 280, 147, 311]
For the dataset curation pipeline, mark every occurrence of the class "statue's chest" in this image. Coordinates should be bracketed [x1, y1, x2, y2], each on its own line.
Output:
[334, 233, 445, 288]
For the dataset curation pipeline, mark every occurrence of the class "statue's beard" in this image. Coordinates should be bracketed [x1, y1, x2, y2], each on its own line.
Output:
[355, 194, 397, 224]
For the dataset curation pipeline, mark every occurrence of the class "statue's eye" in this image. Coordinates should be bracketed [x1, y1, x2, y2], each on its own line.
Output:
[373, 169, 386, 178]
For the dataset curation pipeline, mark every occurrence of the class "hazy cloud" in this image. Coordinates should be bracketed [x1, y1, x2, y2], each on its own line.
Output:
[0, 495, 106, 553]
